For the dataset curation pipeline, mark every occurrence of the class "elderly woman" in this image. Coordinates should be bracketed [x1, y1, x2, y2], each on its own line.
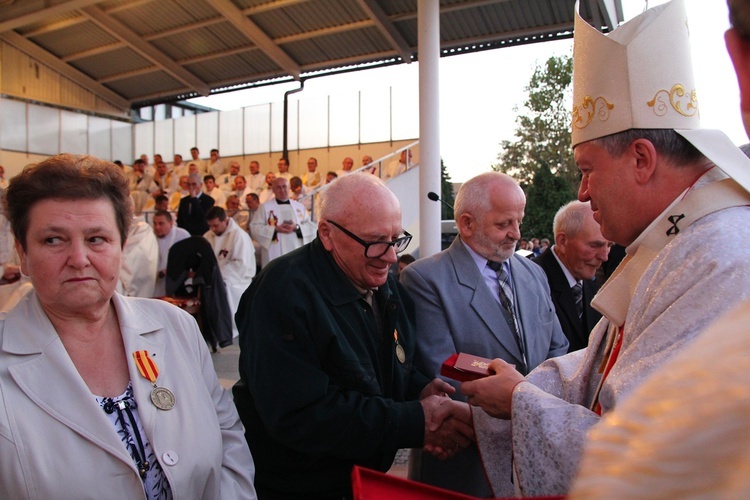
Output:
[0, 154, 256, 499]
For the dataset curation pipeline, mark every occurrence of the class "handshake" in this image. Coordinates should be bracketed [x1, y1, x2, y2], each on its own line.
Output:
[419, 379, 475, 460]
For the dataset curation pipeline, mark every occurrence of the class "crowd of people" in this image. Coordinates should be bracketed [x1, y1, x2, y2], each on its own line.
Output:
[0, 0, 749, 498]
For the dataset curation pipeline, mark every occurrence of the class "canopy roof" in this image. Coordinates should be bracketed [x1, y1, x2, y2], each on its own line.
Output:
[0, 0, 622, 110]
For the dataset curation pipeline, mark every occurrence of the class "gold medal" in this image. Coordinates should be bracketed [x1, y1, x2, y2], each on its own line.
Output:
[394, 329, 406, 364]
[133, 350, 176, 411]
[150, 386, 176, 410]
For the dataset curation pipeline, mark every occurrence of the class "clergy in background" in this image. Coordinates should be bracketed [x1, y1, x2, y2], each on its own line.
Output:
[204, 206, 256, 339]
[250, 177, 315, 267]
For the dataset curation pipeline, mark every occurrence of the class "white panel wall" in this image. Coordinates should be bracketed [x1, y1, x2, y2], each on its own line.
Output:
[154, 119, 174, 160]
[329, 91, 358, 147]
[297, 96, 328, 149]
[392, 85, 419, 140]
[360, 87, 390, 143]
[112, 120, 133, 164]
[244, 104, 271, 154]
[270, 102, 285, 153]
[174, 115, 196, 158]
[0, 98, 26, 151]
[28, 105, 59, 155]
[134, 122, 154, 161]
[60, 110, 88, 154]
[88, 116, 111, 160]
[196, 112, 219, 155]
[219, 109, 243, 157]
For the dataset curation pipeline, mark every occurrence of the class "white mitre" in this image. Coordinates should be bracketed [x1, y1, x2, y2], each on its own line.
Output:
[572, 0, 750, 192]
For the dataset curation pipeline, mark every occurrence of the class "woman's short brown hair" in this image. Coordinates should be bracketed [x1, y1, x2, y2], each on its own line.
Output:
[6, 154, 132, 249]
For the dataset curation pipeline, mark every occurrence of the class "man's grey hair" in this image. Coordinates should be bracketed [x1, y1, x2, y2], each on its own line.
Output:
[553, 200, 594, 238]
[454, 172, 518, 224]
[188, 173, 202, 184]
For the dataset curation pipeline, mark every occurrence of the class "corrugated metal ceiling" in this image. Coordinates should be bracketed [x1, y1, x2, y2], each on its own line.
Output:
[0, 0, 622, 111]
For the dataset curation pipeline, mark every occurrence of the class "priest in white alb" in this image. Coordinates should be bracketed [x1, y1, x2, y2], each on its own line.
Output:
[250, 177, 315, 267]
[204, 206, 256, 339]
[152, 210, 190, 297]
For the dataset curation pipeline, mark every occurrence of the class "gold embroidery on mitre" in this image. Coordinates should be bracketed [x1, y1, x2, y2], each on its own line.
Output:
[572, 96, 615, 130]
[647, 84, 698, 117]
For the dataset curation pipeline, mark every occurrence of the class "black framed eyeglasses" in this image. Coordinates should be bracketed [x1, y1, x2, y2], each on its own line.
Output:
[327, 220, 412, 258]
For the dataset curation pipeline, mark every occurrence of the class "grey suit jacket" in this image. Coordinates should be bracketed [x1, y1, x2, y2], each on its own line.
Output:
[401, 237, 568, 385]
[400, 237, 568, 496]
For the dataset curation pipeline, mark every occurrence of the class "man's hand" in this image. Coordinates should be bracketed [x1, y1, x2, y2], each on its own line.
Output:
[276, 221, 296, 234]
[421, 396, 474, 460]
[419, 378, 455, 400]
[460, 358, 524, 419]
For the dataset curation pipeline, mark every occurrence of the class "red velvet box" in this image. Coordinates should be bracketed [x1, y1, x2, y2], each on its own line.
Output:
[440, 353, 492, 382]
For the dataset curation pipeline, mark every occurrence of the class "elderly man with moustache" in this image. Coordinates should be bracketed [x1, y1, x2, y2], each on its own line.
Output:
[233, 173, 474, 498]
[460, 1, 750, 496]
[533, 201, 609, 352]
[400, 172, 568, 497]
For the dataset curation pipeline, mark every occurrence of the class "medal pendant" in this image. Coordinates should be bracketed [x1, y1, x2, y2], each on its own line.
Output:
[151, 386, 175, 410]
[395, 344, 406, 364]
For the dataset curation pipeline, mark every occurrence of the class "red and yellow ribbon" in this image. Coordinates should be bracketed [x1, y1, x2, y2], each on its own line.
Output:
[133, 350, 159, 385]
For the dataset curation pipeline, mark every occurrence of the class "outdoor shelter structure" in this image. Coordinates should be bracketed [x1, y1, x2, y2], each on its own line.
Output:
[0, 0, 623, 256]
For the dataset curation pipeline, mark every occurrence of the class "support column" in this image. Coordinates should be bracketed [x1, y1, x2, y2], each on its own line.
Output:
[417, 0, 441, 258]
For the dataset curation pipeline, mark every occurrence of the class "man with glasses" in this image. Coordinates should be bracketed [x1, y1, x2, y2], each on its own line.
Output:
[400, 171, 569, 497]
[250, 176, 315, 267]
[233, 173, 474, 499]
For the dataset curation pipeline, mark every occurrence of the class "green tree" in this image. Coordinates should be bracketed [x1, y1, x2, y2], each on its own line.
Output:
[440, 159, 455, 220]
[523, 164, 575, 239]
[494, 54, 578, 238]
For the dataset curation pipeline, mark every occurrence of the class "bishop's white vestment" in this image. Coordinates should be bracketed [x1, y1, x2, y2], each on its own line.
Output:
[474, 170, 750, 497]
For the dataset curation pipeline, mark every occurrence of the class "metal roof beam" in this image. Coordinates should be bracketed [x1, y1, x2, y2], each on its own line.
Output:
[355, 0, 411, 62]
[62, 42, 127, 62]
[274, 19, 372, 45]
[178, 45, 256, 65]
[205, 0, 301, 79]
[20, 16, 86, 37]
[80, 5, 210, 96]
[142, 17, 226, 41]
[0, 31, 131, 110]
[0, 0, 101, 33]
[98, 66, 160, 84]
[242, 0, 310, 16]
